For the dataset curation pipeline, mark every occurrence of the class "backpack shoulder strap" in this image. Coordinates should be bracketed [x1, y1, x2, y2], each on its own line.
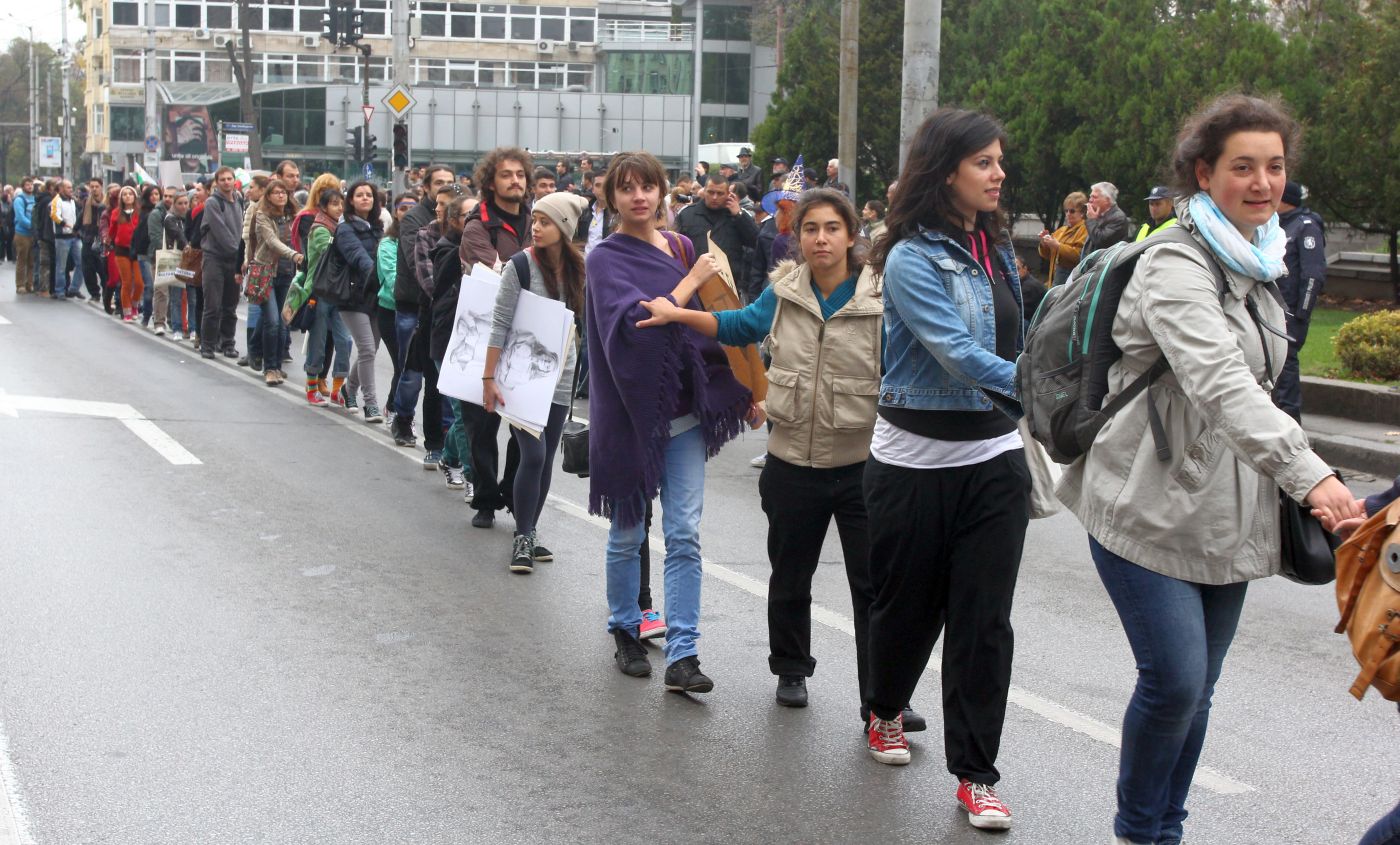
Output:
[511, 249, 531, 292]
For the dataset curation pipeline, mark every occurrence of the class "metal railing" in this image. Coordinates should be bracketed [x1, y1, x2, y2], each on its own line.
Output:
[596, 20, 693, 43]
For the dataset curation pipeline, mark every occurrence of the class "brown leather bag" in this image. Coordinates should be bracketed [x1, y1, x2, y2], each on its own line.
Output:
[1334, 497, 1400, 701]
[177, 245, 203, 288]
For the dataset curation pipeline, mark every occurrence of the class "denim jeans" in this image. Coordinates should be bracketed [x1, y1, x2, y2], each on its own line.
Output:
[430, 359, 471, 475]
[52, 237, 83, 297]
[1090, 537, 1248, 845]
[393, 308, 420, 418]
[1361, 799, 1400, 845]
[245, 288, 280, 366]
[138, 255, 154, 321]
[606, 425, 706, 664]
[304, 301, 352, 377]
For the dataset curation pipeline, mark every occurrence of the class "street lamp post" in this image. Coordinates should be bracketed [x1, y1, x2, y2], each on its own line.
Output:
[4, 15, 40, 174]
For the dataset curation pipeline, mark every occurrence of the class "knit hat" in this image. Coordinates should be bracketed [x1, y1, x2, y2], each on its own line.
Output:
[1281, 181, 1305, 207]
[531, 191, 590, 242]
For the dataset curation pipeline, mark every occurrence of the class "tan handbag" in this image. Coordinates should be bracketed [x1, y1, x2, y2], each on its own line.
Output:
[1334, 497, 1400, 701]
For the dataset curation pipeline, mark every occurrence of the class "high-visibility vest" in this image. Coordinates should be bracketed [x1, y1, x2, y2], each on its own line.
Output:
[1134, 217, 1179, 242]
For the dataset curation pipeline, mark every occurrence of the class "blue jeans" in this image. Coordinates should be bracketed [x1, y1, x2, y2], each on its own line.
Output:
[304, 302, 352, 377]
[245, 290, 280, 366]
[138, 255, 154, 320]
[1090, 537, 1248, 845]
[53, 237, 83, 297]
[1362, 798, 1400, 845]
[393, 308, 421, 419]
[606, 425, 706, 664]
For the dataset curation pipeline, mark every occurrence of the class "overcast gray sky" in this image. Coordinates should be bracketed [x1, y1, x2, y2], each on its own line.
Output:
[6, 4, 88, 49]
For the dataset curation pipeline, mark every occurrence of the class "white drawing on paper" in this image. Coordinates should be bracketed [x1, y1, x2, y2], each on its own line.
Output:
[448, 310, 493, 370]
[497, 330, 560, 388]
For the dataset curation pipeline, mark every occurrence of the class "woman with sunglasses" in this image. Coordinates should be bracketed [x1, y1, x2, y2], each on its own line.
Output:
[1037, 191, 1088, 285]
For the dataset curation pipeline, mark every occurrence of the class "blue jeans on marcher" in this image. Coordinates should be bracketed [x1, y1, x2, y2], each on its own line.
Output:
[1362, 798, 1400, 845]
[138, 255, 154, 321]
[53, 237, 83, 297]
[606, 425, 706, 664]
[247, 270, 291, 367]
[393, 308, 421, 419]
[304, 301, 352, 377]
[1090, 537, 1248, 845]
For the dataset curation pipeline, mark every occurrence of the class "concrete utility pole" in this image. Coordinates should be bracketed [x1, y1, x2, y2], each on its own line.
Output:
[898, 0, 940, 170]
[836, 0, 858, 202]
[690, 0, 704, 173]
[60, 0, 73, 176]
[27, 27, 38, 174]
[145, 0, 160, 179]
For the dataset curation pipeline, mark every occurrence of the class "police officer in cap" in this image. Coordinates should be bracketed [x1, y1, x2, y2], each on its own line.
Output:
[1134, 185, 1178, 241]
[734, 147, 763, 199]
[1273, 181, 1327, 421]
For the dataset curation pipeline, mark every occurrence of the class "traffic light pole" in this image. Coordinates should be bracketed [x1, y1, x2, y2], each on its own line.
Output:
[391, 0, 409, 192]
[361, 43, 372, 179]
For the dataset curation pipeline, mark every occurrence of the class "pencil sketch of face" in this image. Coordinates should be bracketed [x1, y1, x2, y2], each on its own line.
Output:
[449, 310, 492, 370]
[497, 330, 559, 388]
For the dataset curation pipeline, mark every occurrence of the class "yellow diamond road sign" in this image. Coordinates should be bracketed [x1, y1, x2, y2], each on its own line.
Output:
[382, 85, 417, 119]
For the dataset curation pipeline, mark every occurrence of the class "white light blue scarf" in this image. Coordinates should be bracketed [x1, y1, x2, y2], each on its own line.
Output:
[1187, 192, 1286, 282]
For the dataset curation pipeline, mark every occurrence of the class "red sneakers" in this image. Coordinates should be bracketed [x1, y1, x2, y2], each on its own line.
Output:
[306, 389, 328, 406]
[957, 779, 1012, 830]
[866, 713, 910, 765]
[639, 608, 666, 640]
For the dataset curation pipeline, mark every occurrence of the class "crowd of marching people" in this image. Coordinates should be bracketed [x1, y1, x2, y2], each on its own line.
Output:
[3, 91, 1396, 845]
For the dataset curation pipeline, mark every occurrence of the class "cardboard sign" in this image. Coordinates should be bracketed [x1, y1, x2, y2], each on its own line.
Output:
[696, 241, 767, 403]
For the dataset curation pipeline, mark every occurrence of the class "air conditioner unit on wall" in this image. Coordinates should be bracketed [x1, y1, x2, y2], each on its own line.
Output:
[213, 33, 230, 47]
[536, 39, 555, 54]
[236, 34, 249, 48]
[302, 35, 319, 48]
[194, 28, 211, 40]
[566, 41, 578, 53]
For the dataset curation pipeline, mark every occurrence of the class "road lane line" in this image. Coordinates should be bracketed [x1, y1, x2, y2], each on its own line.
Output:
[0, 392, 201, 466]
[119, 418, 202, 465]
[0, 314, 11, 325]
[0, 718, 36, 845]
[78, 301, 1256, 795]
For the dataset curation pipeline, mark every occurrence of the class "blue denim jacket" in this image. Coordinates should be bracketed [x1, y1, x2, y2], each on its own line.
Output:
[879, 226, 1023, 414]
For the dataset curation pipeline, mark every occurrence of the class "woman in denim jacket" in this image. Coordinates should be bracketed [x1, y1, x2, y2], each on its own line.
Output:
[860, 108, 1029, 834]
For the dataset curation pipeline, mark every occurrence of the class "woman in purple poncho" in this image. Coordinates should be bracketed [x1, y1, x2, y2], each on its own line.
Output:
[583, 151, 759, 694]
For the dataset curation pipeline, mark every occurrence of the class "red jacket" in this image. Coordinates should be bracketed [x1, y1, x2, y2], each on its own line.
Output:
[109, 208, 140, 254]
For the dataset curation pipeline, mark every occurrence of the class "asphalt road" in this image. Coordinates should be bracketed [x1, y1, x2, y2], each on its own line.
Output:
[0, 263, 1396, 845]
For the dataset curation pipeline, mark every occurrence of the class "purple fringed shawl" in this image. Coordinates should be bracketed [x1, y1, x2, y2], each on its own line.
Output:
[584, 231, 751, 527]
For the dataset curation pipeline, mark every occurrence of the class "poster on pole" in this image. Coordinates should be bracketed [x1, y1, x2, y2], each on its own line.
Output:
[38, 137, 62, 168]
[435, 264, 575, 434]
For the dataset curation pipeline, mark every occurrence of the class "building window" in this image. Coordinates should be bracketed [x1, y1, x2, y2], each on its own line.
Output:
[568, 14, 593, 44]
[266, 54, 295, 83]
[702, 6, 751, 41]
[92, 105, 106, 138]
[205, 54, 233, 83]
[566, 63, 592, 90]
[295, 54, 327, 83]
[418, 1, 447, 36]
[701, 52, 749, 105]
[508, 62, 535, 88]
[113, 50, 143, 85]
[362, 0, 387, 35]
[172, 51, 203, 82]
[479, 5, 505, 38]
[700, 116, 748, 143]
[267, 0, 295, 31]
[112, 1, 139, 26]
[206, 3, 233, 28]
[414, 58, 446, 84]
[110, 106, 145, 142]
[478, 61, 504, 86]
[175, 4, 201, 27]
[603, 52, 691, 95]
[153, 2, 171, 26]
[92, 7, 105, 38]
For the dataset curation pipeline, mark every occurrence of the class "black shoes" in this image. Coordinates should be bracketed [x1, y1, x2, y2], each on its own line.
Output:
[509, 534, 533, 574]
[471, 510, 494, 529]
[860, 705, 927, 732]
[200, 349, 216, 360]
[612, 629, 651, 677]
[391, 416, 417, 447]
[531, 538, 553, 562]
[221, 346, 238, 359]
[664, 656, 713, 694]
[776, 675, 808, 707]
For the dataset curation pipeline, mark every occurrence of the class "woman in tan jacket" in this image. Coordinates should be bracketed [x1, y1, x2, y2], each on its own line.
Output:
[245, 180, 303, 384]
[1056, 94, 1363, 845]
[1038, 190, 1088, 285]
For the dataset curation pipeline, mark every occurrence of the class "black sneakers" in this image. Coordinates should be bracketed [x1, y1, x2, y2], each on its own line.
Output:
[612, 629, 651, 677]
[776, 675, 808, 707]
[472, 510, 495, 529]
[530, 532, 553, 562]
[509, 534, 533, 574]
[664, 656, 713, 694]
[391, 416, 417, 447]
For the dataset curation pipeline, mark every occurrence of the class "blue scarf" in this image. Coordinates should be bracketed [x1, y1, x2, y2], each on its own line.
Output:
[1186, 192, 1286, 282]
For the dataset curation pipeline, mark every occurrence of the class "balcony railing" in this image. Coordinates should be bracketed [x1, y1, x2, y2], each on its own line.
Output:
[597, 20, 694, 43]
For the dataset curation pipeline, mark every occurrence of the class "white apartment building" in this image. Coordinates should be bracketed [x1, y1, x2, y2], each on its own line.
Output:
[79, 0, 776, 179]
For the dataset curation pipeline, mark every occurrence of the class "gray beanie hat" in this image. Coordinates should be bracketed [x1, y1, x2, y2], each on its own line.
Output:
[531, 191, 591, 242]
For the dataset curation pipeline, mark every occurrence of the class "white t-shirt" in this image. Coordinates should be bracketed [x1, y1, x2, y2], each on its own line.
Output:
[869, 416, 1022, 470]
[585, 202, 605, 257]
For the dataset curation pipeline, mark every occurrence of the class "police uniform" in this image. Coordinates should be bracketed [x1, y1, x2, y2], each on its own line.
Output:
[1272, 204, 1327, 420]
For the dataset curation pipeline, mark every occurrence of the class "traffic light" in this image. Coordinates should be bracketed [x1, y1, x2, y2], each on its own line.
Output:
[320, 5, 339, 44]
[392, 123, 408, 168]
[345, 7, 365, 43]
[346, 126, 362, 161]
[364, 133, 378, 164]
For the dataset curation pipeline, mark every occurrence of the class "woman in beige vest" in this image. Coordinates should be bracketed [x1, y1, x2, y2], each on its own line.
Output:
[637, 188, 923, 727]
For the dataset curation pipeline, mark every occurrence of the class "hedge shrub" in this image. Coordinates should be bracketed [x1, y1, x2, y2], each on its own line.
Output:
[1333, 309, 1400, 380]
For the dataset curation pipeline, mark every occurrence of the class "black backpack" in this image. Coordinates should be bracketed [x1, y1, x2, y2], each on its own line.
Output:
[1016, 226, 1227, 465]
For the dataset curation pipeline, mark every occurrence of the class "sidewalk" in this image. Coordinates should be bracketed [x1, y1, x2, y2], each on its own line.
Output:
[1301, 413, 1400, 480]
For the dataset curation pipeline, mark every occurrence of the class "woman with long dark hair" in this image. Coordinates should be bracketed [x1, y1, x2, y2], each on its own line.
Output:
[108, 186, 143, 322]
[584, 150, 757, 691]
[133, 183, 162, 326]
[482, 191, 589, 573]
[246, 180, 304, 384]
[1060, 94, 1361, 845]
[282, 187, 352, 406]
[377, 192, 418, 425]
[860, 108, 1029, 833]
[335, 179, 386, 421]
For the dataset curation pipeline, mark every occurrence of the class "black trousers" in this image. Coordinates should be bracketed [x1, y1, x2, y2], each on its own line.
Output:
[863, 449, 1030, 785]
[460, 402, 520, 513]
[761, 456, 874, 697]
[200, 253, 241, 353]
[1272, 348, 1303, 422]
[80, 238, 104, 298]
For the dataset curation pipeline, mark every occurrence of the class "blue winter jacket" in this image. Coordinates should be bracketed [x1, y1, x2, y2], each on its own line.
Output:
[878, 225, 1023, 416]
[13, 192, 34, 237]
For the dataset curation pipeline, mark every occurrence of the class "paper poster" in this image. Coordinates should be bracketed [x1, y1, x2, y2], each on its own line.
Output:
[436, 264, 575, 433]
[706, 240, 740, 300]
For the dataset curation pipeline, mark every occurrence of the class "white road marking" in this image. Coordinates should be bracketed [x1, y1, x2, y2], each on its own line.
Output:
[0, 390, 200, 465]
[0, 717, 36, 845]
[0, 314, 11, 325]
[82, 299, 1256, 797]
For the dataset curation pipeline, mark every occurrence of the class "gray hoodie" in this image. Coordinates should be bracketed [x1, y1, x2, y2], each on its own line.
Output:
[199, 190, 246, 259]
